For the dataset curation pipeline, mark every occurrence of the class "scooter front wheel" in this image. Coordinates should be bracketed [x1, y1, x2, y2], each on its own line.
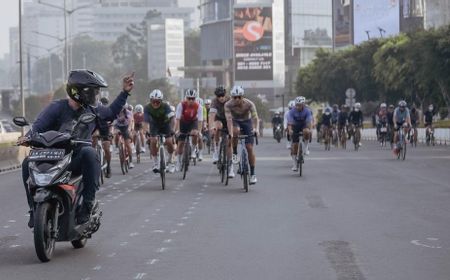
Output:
[34, 202, 57, 262]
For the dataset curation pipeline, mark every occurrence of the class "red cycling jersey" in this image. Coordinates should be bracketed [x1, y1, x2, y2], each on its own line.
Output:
[180, 101, 199, 122]
[133, 112, 144, 124]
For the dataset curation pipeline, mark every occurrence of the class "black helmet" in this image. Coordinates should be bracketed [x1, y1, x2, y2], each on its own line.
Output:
[214, 85, 226, 96]
[66, 69, 108, 107]
[100, 97, 109, 105]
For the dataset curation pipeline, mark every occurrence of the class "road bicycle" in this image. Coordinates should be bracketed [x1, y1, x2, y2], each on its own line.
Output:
[378, 122, 388, 147]
[396, 125, 407, 160]
[409, 124, 418, 147]
[292, 132, 304, 177]
[331, 124, 339, 148]
[338, 125, 347, 149]
[236, 133, 258, 192]
[426, 125, 435, 146]
[179, 133, 193, 180]
[155, 134, 167, 190]
[322, 126, 331, 151]
[216, 129, 229, 185]
[117, 132, 129, 175]
[134, 130, 143, 164]
[93, 134, 108, 184]
[350, 124, 361, 151]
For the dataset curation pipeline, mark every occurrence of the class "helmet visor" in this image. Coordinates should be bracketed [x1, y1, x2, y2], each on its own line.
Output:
[80, 88, 100, 108]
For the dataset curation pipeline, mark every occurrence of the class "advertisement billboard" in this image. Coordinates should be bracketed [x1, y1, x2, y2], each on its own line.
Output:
[333, 0, 353, 48]
[353, 0, 400, 44]
[233, 6, 273, 81]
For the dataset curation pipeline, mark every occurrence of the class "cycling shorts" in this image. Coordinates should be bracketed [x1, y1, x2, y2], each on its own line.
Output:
[233, 119, 254, 144]
[178, 120, 198, 141]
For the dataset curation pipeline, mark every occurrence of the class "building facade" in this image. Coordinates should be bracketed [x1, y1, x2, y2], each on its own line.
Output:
[147, 18, 185, 80]
[424, 0, 450, 29]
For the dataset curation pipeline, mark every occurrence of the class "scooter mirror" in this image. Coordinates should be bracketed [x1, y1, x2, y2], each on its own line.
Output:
[13, 116, 29, 127]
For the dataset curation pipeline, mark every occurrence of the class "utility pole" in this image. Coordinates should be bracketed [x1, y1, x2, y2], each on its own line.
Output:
[19, 0, 25, 135]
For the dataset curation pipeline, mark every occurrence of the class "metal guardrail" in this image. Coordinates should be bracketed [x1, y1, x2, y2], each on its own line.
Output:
[361, 128, 450, 145]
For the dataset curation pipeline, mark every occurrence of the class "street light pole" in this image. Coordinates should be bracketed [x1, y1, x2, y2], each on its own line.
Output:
[19, 0, 25, 135]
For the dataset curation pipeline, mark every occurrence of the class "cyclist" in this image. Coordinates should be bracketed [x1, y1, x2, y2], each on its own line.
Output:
[209, 86, 231, 165]
[315, 108, 323, 143]
[321, 107, 333, 143]
[393, 100, 411, 155]
[18, 70, 134, 226]
[114, 103, 134, 169]
[284, 100, 295, 149]
[272, 112, 283, 139]
[287, 96, 312, 171]
[93, 97, 113, 178]
[144, 89, 176, 173]
[337, 104, 349, 142]
[175, 89, 203, 171]
[376, 103, 388, 142]
[225, 85, 259, 184]
[331, 104, 340, 127]
[348, 102, 363, 146]
[133, 104, 146, 153]
[424, 104, 435, 133]
[409, 104, 419, 141]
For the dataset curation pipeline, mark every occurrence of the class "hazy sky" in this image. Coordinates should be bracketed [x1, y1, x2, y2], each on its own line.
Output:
[0, 0, 199, 58]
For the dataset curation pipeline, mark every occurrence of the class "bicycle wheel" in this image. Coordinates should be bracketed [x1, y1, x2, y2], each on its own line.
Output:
[218, 142, 225, 182]
[402, 139, 407, 160]
[182, 144, 190, 180]
[241, 152, 249, 192]
[119, 143, 126, 175]
[298, 145, 303, 177]
[136, 137, 141, 164]
[160, 146, 166, 190]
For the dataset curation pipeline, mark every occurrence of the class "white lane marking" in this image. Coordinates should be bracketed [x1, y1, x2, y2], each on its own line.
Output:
[9, 244, 20, 248]
[3, 225, 10, 229]
[197, 192, 204, 196]
[81, 277, 91, 280]
[152, 213, 157, 216]
[120, 241, 128, 246]
[141, 225, 146, 228]
[203, 184, 208, 188]
[156, 247, 168, 253]
[129, 232, 139, 237]
[152, 230, 165, 233]
[163, 239, 172, 243]
[411, 239, 442, 249]
[181, 216, 189, 220]
[134, 273, 147, 279]
[195, 197, 202, 200]
[107, 253, 117, 257]
[170, 230, 178, 234]
[155, 209, 161, 212]
[427, 238, 439, 241]
[185, 211, 193, 215]
[171, 191, 177, 194]
[100, 203, 105, 206]
[192, 202, 199, 205]
[177, 223, 185, 227]
[8, 220, 16, 223]
[92, 265, 102, 270]
[147, 259, 159, 265]
[189, 206, 196, 210]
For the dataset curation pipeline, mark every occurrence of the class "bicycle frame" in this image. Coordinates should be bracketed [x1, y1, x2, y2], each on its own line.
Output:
[237, 135, 251, 192]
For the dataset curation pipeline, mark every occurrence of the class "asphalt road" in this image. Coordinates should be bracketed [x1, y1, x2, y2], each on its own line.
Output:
[1, 137, 450, 280]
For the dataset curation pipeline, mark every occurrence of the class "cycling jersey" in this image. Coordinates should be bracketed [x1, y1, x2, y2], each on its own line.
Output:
[348, 110, 363, 125]
[331, 110, 339, 124]
[272, 116, 283, 126]
[176, 101, 203, 122]
[424, 110, 434, 124]
[144, 102, 174, 124]
[224, 98, 258, 121]
[393, 107, 410, 124]
[115, 108, 132, 128]
[410, 109, 419, 126]
[321, 114, 332, 127]
[210, 96, 231, 121]
[133, 112, 144, 125]
[377, 110, 388, 123]
[287, 107, 312, 127]
[387, 111, 394, 126]
[338, 111, 348, 125]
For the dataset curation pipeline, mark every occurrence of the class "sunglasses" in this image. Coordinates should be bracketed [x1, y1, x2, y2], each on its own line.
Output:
[151, 100, 161, 104]
[217, 94, 225, 98]
[233, 96, 242, 100]
[187, 97, 196, 101]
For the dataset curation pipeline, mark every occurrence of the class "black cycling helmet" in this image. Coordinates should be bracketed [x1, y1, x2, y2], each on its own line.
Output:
[100, 97, 109, 105]
[66, 69, 108, 108]
[214, 85, 226, 96]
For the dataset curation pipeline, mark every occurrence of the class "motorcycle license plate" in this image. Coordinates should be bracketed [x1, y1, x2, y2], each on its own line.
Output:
[380, 127, 387, 132]
[29, 149, 65, 161]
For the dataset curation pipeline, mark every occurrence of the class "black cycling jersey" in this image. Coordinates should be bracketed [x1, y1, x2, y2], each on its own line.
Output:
[424, 110, 434, 124]
[348, 110, 363, 125]
[387, 111, 394, 126]
[338, 111, 348, 125]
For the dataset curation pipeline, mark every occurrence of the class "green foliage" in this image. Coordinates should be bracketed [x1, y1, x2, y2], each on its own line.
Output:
[295, 26, 450, 111]
[439, 107, 449, 120]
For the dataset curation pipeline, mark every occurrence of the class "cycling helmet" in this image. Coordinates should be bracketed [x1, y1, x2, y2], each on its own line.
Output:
[230, 85, 244, 97]
[288, 100, 296, 109]
[128, 104, 133, 111]
[275, 111, 280, 116]
[214, 85, 226, 96]
[204, 99, 211, 105]
[428, 104, 434, 111]
[135, 104, 143, 113]
[295, 96, 306, 105]
[355, 102, 361, 109]
[185, 89, 197, 98]
[398, 100, 407, 108]
[100, 97, 109, 106]
[380, 103, 387, 108]
[66, 69, 108, 108]
[149, 89, 163, 100]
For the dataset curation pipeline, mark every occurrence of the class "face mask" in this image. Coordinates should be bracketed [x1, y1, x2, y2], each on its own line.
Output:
[325, 112, 330, 115]
[355, 108, 359, 112]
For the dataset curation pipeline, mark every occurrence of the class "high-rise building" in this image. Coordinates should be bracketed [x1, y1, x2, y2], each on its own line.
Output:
[424, 0, 450, 29]
[147, 18, 185, 80]
[400, 0, 425, 32]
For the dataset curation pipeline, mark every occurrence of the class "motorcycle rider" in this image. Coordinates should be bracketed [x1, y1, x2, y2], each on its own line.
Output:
[18, 70, 134, 227]
[271, 112, 283, 139]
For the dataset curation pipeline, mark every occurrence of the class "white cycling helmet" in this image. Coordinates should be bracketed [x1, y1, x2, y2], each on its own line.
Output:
[230, 85, 245, 97]
[398, 100, 407, 108]
[149, 89, 163, 100]
[204, 99, 212, 105]
[185, 89, 197, 98]
[127, 104, 133, 111]
[380, 103, 387, 108]
[354, 102, 361, 109]
[135, 104, 143, 113]
[288, 100, 296, 109]
[295, 96, 306, 105]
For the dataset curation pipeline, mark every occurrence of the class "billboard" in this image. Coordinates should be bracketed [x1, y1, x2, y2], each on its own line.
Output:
[233, 6, 273, 82]
[353, 0, 400, 44]
[333, 0, 353, 48]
